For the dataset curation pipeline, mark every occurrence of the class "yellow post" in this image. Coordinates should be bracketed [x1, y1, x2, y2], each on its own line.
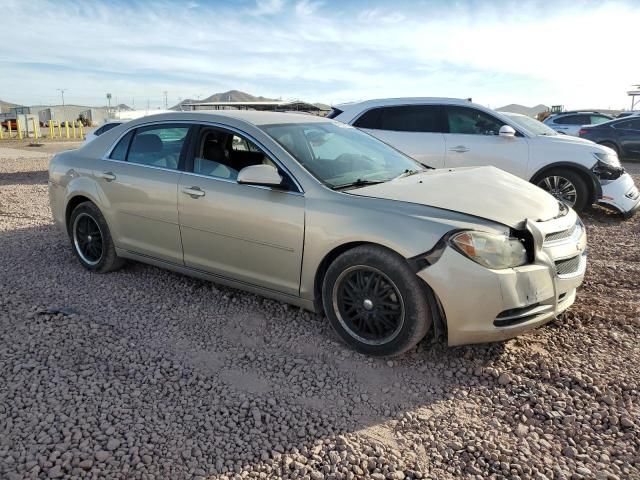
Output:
[57, 122, 62, 138]
[49, 121, 54, 139]
[72, 121, 77, 139]
[79, 122, 84, 140]
[65, 121, 69, 139]
[0, 125, 3, 140]
[8, 121, 12, 138]
[18, 120, 23, 140]
[32, 118, 38, 141]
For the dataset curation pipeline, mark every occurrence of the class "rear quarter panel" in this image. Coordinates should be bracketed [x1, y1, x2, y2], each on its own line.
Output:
[49, 151, 103, 234]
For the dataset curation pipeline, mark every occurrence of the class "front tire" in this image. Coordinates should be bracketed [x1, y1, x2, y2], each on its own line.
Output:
[322, 245, 432, 356]
[69, 202, 124, 273]
[536, 168, 589, 212]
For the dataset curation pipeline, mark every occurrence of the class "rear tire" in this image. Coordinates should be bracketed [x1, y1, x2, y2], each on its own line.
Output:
[69, 202, 124, 273]
[535, 168, 590, 212]
[322, 245, 432, 356]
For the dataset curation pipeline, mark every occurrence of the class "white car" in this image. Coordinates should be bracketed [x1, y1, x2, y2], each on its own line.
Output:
[329, 98, 639, 216]
[542, 111, 613, 137]
[83, 120, 125, 144]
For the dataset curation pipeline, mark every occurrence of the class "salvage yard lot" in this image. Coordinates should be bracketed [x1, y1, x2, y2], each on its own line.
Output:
[0, 144, 638, 479]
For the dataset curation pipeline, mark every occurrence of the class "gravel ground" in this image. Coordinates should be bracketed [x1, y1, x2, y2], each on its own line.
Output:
[1, 144, 638, 480]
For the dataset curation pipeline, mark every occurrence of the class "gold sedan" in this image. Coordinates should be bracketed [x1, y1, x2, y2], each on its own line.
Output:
[49, 111, 586, 356]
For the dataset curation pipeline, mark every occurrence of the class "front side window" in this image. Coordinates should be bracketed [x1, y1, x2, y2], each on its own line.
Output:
[126, 125, 189, 169]
[191, 127, 296, 189]
[262, 122, 425, 189]
[445, 107, 504, 135]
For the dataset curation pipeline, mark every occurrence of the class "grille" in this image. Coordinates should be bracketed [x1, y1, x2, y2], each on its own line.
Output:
[555, 255, 582, 276]
[545, 224, 576, 243]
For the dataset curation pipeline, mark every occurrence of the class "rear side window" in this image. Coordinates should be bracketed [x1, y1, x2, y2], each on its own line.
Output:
[326, 108, 343, 119]
[445, 106, 504, 135]
[353, 108, 382, 129]
[109, 131, 133, 161]
[556, 114, 589, 125]
[98, 122, 121, 135]
[380, 105, 441, 132]
[126, 125, 190, 170]
[590, 115, 611, 125]
[354, 105, 442, 133]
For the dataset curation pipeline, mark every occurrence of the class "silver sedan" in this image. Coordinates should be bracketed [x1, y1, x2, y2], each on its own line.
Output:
[49, 111, 587, 356]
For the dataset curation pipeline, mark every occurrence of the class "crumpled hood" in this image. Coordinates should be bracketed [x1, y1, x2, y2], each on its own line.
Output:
[351, 166, 560, 228]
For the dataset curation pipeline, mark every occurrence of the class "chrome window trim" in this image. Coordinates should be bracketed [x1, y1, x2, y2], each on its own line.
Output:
[101, 119, 305, 194]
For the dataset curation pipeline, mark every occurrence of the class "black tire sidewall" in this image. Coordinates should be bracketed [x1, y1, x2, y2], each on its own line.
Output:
[537, 168, 590, 212]
[322, 245, 431, 356]
[69, 202, 122, 273]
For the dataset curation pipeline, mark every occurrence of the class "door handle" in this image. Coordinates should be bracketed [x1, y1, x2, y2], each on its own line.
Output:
[99, 172, 116, 182]
[449, 145, 469, 153]
[182, 186, 205, 198]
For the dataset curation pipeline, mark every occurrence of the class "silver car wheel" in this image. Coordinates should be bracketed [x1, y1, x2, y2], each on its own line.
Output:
[332, 265, 405, 346]
[73, 213, 104, 266]
[537, 175, 578, 207]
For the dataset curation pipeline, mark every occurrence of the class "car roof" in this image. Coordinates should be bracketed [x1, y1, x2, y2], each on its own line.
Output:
[549, 111, 610, 117]
[334, 97, 471, 110]
[126, 110, 331, 127]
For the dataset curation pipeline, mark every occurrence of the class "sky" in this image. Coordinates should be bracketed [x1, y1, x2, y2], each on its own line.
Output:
[1, 0, 639, 110]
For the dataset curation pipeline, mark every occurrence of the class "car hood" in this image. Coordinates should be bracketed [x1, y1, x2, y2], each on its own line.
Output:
[350, 166, 560, 228]
[537, 133, 594, 146]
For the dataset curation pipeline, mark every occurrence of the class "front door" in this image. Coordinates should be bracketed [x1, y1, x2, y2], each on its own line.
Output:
[442, 106, 530, 178]
[177, 126, 305, 295]
[94, 124, 191, 264]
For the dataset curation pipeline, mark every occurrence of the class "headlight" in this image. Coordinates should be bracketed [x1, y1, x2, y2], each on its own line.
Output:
[593, 151, 620, 167]
[450, 231, 528, 269]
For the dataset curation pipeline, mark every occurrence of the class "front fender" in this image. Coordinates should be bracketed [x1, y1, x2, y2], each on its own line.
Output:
[298, 194, 505, 302]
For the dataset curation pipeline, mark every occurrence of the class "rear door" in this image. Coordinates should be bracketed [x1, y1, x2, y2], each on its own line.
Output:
[94, 123, 191, 264]
[353, 105, 446, 168]
[442, 106, 529, 178]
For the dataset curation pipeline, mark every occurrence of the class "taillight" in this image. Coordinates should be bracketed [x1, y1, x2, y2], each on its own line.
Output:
[578, 128, 588, 136]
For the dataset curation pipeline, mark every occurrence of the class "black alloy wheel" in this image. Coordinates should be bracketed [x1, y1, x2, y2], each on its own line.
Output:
[333, 266, 405, 345]
[535, 168, 590, 212]
[73, 212, 104, 265]
[322, 245, 432, 356]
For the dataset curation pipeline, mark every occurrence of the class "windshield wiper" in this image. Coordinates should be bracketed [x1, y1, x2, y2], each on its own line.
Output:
[332, 178, 386, 190]
[393, 168, 422, 180]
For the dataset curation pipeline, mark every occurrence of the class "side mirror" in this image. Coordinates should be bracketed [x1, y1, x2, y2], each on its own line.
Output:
[499, 125, 516, 138]
[237, 164, 282, 187]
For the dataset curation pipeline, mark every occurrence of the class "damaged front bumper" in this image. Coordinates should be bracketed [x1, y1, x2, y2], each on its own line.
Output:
[598, 172, 640, 218]
[418, 211, 587, 346]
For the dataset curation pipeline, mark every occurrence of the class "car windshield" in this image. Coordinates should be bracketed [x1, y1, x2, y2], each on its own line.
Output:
[503, 113, 559, 136]
[261, 122, 425, 189]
